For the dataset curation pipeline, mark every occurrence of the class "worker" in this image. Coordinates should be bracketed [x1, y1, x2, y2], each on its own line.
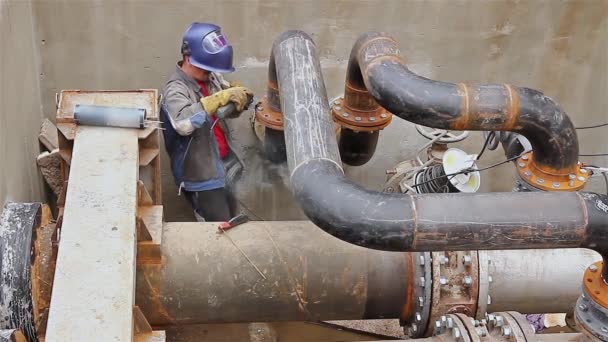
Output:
[160, 22, 253, 222]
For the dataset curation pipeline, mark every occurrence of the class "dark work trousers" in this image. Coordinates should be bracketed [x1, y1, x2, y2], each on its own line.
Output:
[184, 188, 237, 222]
[184, 152, 242, 222]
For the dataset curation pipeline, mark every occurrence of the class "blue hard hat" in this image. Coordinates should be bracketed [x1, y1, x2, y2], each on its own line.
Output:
[181, 22, 235, 73]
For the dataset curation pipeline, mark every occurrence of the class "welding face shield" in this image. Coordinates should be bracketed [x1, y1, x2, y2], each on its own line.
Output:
[182, 22, 235, 73]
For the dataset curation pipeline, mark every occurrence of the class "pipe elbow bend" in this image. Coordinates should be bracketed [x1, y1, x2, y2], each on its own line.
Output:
[290, 159, 416, 251]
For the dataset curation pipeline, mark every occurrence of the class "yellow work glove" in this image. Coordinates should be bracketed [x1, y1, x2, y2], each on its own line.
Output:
[200, 86, 254, 114]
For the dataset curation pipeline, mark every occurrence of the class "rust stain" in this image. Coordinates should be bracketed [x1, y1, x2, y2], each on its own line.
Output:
[504, 84, 520, 130]
[453, 83, 470, 130]
[401, 253, 415, 321]
[140, 267, 175, 325]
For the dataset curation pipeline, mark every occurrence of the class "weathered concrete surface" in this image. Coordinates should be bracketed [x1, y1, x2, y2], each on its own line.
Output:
[36, 150, 61, 196]
[0, 1, 44, 206]
[23, 0, 608, 220]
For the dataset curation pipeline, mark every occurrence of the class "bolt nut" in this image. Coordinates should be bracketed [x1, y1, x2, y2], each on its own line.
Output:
[590, 264, 598, 273]
[501, 326, 512, 337]
[579, 304, 588, 312]
[440, 276, 449, 286]
[488, 275, 493, 283]
[569, 174, 577, 180]
[476, 328, 487, 337]
[440, 316, 447, 326]
[447, 317, 454, 329]
[463, 275, 472, 287]
[553, 182, 561, 188]
[524, 171, 532, 177]
[453, 327, 461, 339]
[419, 255, 425, 266]
[495, 316, 504, 327]
[581, 169, 588, 174]
[536, 178, 545, 184]
[334, 106, 342, 111]
[518, 162, 525, 168]
[418, 296, 424, 307]
[522, 155, 529, 161]
[342, 112, 349, 117]
[463, 255, 472, 266]
[411, 323, 418, 333]
[333, 100, 340, 105]
[415, 312, 422, 322]
[355, 116, 362, 121]
[578, 176, 586, 182]
[419, 277, 425, 287]
[370, 117, 376, 121]
[435, 320, 442, 329]
[439, 255, 449, 265]
[487, 295, 492, 305]
[601, 327, 608, 333]
[380, 113, 387, 119]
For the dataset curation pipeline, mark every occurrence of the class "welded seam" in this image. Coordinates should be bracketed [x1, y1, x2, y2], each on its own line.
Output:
[455, 83, 470, 130]
[261, 224, 313, 319]
[504, 84, 520, 130]
[358, 36, 399, 56]
[290, 158, 344, 181]
[410, 196, 419, 250]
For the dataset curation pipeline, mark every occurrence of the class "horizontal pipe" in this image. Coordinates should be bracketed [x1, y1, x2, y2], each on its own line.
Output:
[134, 222, 601, 326]
[137, 221, 409, 325]
[483, 249, 601, 314]
[348, 32, 579, 174]
[270, 30, 607, 255]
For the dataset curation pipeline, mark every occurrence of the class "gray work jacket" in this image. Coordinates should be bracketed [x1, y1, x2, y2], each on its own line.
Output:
[160, 63, 236, 192]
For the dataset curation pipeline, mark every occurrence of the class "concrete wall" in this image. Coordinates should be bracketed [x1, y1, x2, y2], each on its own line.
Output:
[23, 0, 608, 220]
[0, 1, 44, 206]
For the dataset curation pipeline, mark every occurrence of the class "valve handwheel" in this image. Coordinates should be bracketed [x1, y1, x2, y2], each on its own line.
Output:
[415, 125, 469, 144]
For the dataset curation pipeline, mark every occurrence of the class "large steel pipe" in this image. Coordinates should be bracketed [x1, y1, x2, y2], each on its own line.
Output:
[481, 249, 601, 314]
[135, 222, 601, 326]
[347, 32, 578, 174]
[269, 30, 607, 256]
[137, 221, 409, 325]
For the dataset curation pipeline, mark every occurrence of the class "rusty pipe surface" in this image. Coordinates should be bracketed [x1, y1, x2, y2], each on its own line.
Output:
[270, 30, 608, 253]
[134, 222, 602, 326]
[347, 31, 579, 174]
[137, 221, 409, 325]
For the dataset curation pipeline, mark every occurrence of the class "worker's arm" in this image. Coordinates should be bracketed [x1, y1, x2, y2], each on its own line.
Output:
[162, 83, 208, 136]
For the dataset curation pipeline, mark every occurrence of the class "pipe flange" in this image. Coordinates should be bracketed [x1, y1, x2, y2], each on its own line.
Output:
[516, 151, 588, 191]
[433, 314, 474, 342]
[486, 312, 528, 342]
[582, 261, 608, 309]
[403, 252, 432, 338]
[576, 261, 608, 340]
[576, 289, 608, 341]
[255, 96, 284, 131]
[331, 96, 391, 132]
[426, 251, 479, 336]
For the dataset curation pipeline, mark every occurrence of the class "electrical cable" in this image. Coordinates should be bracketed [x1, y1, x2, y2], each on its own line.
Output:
[415, 165, 451, 193]
[477, 131, 494, 161]
[412, 152, 527, 190]
[576, 122, 608, 130]
[236, 198, 267, 221]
